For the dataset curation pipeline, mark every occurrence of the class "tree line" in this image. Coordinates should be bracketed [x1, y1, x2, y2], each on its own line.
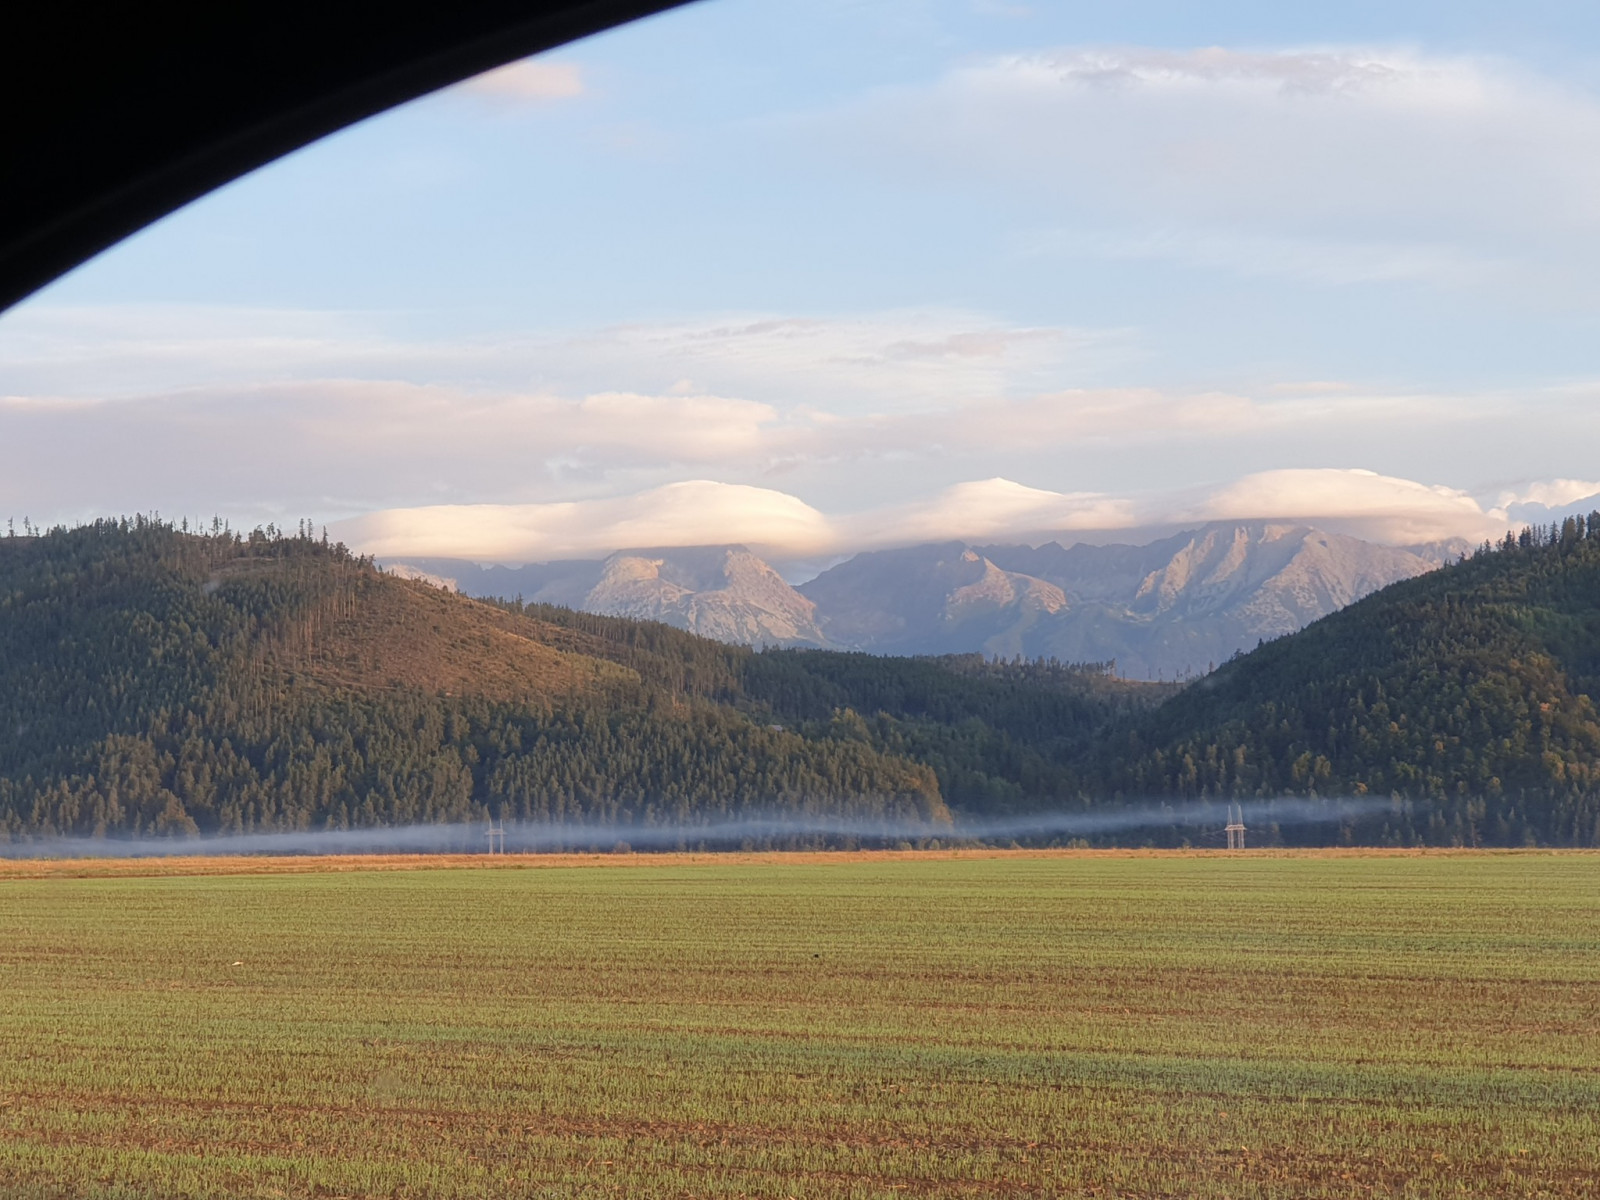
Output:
[7, 514, 1600, 846]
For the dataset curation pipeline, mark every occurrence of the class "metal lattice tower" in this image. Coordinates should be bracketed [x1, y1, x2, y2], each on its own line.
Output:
[1224, 803, 1246, 851]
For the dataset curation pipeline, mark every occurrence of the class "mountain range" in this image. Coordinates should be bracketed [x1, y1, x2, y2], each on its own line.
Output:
[388, 522, 1465, 679]
[3, 514, 1599, 846]
[0, 520, 1162, 843]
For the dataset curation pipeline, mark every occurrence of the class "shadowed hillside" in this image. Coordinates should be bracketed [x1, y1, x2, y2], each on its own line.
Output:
[1093, 516, 1600, 846]
[0, 521, 947, 840]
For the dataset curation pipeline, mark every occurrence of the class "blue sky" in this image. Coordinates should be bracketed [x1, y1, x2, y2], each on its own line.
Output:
[5, 0, 1600, 560]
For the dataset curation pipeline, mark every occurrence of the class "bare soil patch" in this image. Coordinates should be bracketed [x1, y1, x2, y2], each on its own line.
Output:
[1, 844, 1586, 879]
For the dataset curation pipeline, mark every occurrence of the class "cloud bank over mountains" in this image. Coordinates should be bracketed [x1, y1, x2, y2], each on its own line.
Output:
[2, 301, 1592, 552]
[333, 468, 1549, 563]
[3, 298, 1590, 562]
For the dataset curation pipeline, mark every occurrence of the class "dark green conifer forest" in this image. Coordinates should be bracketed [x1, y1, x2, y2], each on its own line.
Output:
[5, 514, 1600, 846]
[0, 520, 950, 841]
[1086, 515, 1600, 847]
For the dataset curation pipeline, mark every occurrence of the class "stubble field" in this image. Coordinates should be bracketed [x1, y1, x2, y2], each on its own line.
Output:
[0, 849, 1597, 1198]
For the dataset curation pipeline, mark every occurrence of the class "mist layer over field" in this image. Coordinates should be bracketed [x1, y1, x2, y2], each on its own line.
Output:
[0, 797, 1395, 858]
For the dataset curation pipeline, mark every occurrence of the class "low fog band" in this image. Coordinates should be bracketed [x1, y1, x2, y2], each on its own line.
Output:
[2, 798, 1400, 858]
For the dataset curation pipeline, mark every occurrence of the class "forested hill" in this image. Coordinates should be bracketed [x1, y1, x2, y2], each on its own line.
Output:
[0, 521, 930, 839]
[17, 517, 1598, 847]
[1094, 516, 1600, 846]
[0, 520, 1159, 842]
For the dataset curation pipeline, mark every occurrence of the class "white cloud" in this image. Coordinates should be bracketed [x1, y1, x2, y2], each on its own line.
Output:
[550, 312, 1114, 413]
[1185, 468, 1503, 544]
[334, 481, 834, 560]
[459, 59, 584, 102]
[0, 378, 797, 520]
[3, 305, 1593, 536]
[334, 468, 1533, 562]
[1497, 478, 1600, 526]
[1499, 478, 1600, 509]
[0, 305, 1119, 411]
[333, 477, 1134, 560]
[905, 387, 1267, 446]
[0, 367, 1450, 524]
[838, 478, 1136, 548]
[0, 305, 422, 399]
[821, 45, 1600, 294]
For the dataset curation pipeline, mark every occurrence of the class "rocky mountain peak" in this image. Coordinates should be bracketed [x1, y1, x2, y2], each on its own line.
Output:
[585, 545, 825, 647]
[800, 520, 1446, 678]
[383, 520, 1449, 677]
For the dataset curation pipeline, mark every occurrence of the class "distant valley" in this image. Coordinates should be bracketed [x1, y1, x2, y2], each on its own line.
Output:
[3, 516, 1597, 847]
[388, 522, 1465, 679]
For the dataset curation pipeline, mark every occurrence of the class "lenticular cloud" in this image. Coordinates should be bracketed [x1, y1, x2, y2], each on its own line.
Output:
[332, 468, 1512, 563]
[336, 481, 836, 561]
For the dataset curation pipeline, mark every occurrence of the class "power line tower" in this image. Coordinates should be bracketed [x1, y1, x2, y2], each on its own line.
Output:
[486, 819, 506, 855]
[1224, 802, 1246, 851]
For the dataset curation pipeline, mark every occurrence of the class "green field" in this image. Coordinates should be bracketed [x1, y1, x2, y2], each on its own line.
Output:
[1, 851, 1597, 1198]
